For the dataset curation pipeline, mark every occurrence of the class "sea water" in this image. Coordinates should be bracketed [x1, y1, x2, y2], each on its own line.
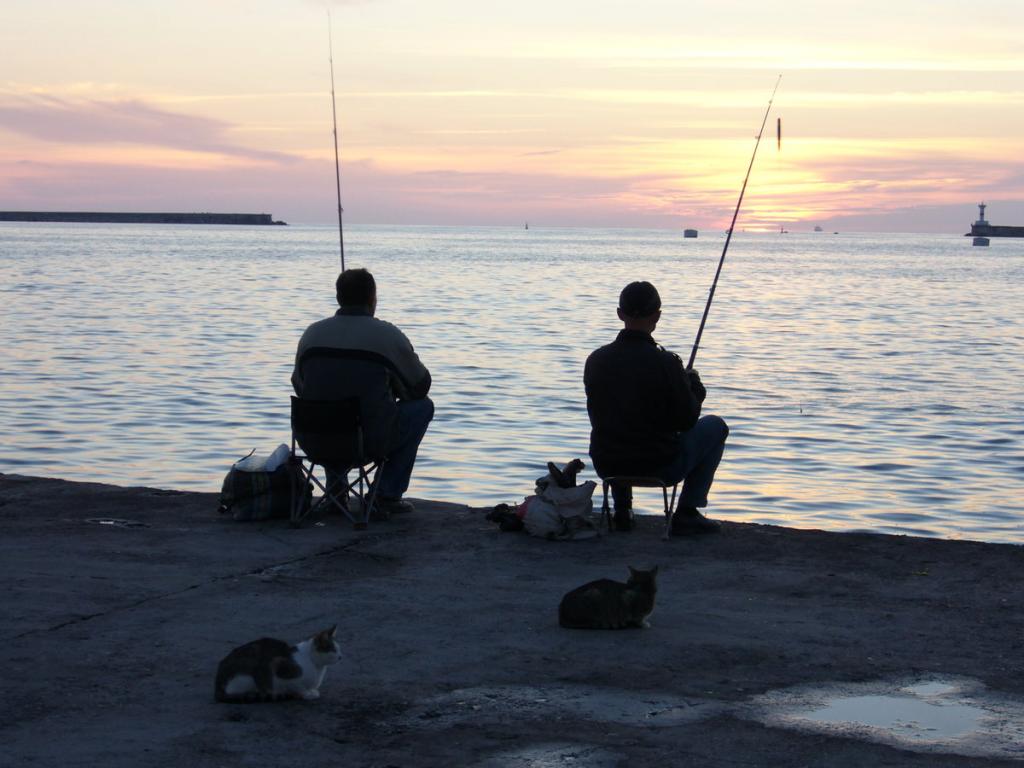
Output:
[1, 223, 1022, 542]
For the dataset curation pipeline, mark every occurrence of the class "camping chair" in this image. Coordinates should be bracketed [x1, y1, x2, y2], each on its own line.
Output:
[289, 396, 386, 530]
[600, 476, 680, 540]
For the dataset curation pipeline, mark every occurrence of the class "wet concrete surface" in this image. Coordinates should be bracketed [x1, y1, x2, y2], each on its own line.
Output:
[2, 472, 1024, 767]
[751, 676, 1024, 760]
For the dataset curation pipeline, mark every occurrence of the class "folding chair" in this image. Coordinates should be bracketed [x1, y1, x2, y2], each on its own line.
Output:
[600, 476, 680, 540]
[289, 396, 386, 530]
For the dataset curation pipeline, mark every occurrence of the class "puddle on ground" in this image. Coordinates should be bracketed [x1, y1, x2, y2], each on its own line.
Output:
[399, 677, 1024, 761]
[402, 684, 723, 730]
[750, 676, 1024, 760]
[84, 517, 149, 528]
[473, 743, 620, 767]
[801, 686, 981, 739]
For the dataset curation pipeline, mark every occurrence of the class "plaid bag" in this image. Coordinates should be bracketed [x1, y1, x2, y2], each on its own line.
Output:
[218, 459, 310, 522]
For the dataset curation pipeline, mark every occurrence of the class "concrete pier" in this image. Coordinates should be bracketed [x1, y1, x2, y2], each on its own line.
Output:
[2, 473, 1022, 766]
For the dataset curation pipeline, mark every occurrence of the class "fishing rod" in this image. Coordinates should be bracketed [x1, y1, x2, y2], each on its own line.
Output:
[328, 9, 345, 271]
[687, 74, 781, 369]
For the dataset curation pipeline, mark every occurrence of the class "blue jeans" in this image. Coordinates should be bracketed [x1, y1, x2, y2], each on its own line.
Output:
[377, 397, 434, 499]
[612, 414, 729, 512]
[327, 397, 434, 500]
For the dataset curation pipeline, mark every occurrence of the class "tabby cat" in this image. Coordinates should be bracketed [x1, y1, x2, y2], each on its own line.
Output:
[214, 625, 340, 702]
[558, 566, 658, 629]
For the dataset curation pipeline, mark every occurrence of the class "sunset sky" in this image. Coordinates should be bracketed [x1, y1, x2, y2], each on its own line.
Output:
[3, 0, 1024, 232]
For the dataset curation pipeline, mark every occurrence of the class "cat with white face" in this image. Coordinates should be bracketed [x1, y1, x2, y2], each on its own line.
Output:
[215, 625, 341, 703]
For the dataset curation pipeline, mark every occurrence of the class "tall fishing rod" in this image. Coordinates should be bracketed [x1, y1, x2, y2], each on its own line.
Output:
[687, 74, 781, 369]
[328, 10, 345, 271]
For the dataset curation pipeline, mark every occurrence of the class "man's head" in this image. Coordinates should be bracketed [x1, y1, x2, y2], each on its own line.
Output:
[617, 280, 661, 332]
[336, 268, 377, 314]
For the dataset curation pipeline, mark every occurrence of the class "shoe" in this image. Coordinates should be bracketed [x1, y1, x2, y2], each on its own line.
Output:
[376, 496, 416, 516]
[613, 507, 634, 532]
[671, 506, 721, 535]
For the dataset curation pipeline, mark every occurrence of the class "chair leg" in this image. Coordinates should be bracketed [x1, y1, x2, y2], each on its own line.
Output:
[322, 478, 351, 520]
[290, 458, 317, 528]
[288, 455, 387, 532]
[292, 461, 349, 528]
[663, 483, 680, 541]
[602, 481, 612, 534]
[346, 466, 369, 530]
[662, 486, 672, 540]
[356, 464, 384, 531]
[296, 462, 356, 526]
[329, 461, 384, 530]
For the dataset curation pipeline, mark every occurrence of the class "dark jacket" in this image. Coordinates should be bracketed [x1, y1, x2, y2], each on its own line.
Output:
[584, 329, 704, 475]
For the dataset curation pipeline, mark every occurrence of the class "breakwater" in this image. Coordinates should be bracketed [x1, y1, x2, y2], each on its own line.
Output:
[967, 223, 1024, 238]
[0, 211, 286, 225]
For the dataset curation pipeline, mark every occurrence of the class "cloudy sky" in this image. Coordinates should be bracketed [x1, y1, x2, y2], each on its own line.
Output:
[3, 0, 1023, 231]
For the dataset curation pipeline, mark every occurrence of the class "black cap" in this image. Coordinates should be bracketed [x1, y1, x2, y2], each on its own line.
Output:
[618, 281, 661, 318]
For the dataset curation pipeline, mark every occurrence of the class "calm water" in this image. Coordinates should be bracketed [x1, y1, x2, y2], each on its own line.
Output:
[2, 223, 1023, 542]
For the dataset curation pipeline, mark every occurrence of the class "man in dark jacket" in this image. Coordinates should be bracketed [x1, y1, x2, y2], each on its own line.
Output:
[584, 281, 728, 533]
[292, 268, 433, 517]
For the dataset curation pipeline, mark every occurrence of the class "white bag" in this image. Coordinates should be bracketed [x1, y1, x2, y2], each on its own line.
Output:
[523, 479, 599, 540]
[233, 443, 290, 473]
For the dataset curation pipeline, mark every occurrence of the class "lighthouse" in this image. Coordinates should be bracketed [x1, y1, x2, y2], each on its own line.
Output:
[966, 201, 1024, 237]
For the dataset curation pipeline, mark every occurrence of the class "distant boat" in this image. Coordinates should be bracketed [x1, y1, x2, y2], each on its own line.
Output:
[779, 226, 788, 234]
[525, 221, 528, 230]
[683, 228, 698, 238]
[814, 225, 823, 232]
